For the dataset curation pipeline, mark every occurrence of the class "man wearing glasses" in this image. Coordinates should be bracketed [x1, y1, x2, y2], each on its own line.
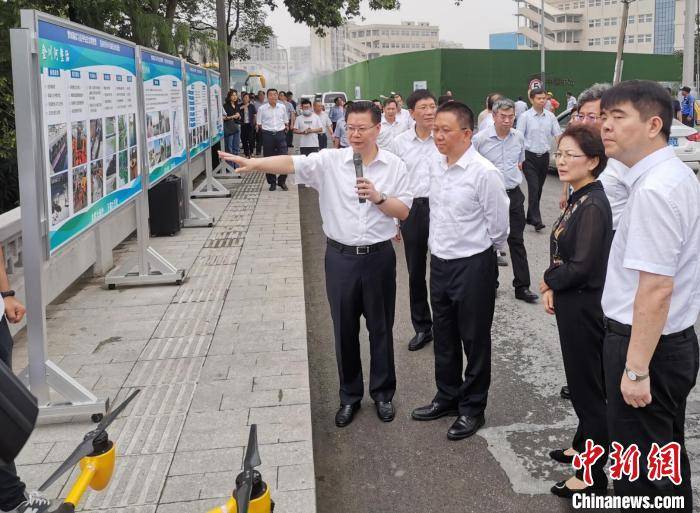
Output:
[390, 89, 440, 351]
[218, 102, 412, 428]
[411, 101, 509, 441]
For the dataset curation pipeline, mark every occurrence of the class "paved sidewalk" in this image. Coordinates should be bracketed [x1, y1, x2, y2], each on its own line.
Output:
[11, 173, 316, 513]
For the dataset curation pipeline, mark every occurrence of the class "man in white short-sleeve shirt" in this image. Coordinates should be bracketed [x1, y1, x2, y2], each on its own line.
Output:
[600, 80, 700, 506]
[377, 98, 409, 150]
[293, 99, 324, 156]
[219, 101, 412, 429]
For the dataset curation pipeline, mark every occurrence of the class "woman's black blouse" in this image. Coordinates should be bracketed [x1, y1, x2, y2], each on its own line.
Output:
[223, 101, 241, 134]
[544, 180, 613, 292]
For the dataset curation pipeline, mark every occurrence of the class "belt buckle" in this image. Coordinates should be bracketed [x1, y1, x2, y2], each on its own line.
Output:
[356, 245, 370, 255]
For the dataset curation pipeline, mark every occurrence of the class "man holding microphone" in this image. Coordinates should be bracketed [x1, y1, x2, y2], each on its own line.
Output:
[219, 101, 412, 428]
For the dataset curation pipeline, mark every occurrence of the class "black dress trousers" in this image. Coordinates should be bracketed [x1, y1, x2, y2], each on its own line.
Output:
[506, 186, 531, 290]
[554, 288, 609, 487]
[605, 327, 699, 512]
[400, 197, 432, 334]
[261, 130, 288, 186]
[522, 151, 549, 226]
[325, 241, 397, 405]
[430, 247, 497, 417]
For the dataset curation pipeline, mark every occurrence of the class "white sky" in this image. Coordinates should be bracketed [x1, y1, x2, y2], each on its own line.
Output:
[266, 0, 518, 49]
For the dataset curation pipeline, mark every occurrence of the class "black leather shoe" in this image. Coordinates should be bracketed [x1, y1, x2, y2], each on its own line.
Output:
[335, 403, 360, 427]
[560, 386, 571, 400]
[447, 414, 485, 440]
[535, 222, 546, 232]
[411, 400, 458, 421]
[515, 288, 539, 303]
[551, 479, 607, 498]
[279, 183, 289, 191]
[375, 401, 395, 422]
[408, 331, 433, 351]
[549, 448, 576, 464]
[269, 184, 276, 191]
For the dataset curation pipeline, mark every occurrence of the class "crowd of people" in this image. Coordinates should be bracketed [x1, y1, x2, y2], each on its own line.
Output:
[219, 79, 700, 511]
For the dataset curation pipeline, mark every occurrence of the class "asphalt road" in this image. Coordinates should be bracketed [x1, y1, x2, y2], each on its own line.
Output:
[298, 164, 700, 513]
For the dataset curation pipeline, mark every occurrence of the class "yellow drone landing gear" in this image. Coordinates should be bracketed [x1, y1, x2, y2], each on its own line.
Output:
[207, 425, 274, 513]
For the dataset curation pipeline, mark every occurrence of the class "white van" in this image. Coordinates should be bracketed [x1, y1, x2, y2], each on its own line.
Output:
[321, 91, 347, 112]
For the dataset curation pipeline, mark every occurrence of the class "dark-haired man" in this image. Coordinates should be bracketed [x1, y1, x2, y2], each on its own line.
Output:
[680, 86, 695, 127]
[477, 93, 501, 133]
[377, 98, 409, 150]
[390, 89, 439, 350]
[518, 87, 562, 231]
[219, 102, 412, 428]
[256, 88, 289, 191]
[411, 101, 509, 441]
[600, 79, 700, 509]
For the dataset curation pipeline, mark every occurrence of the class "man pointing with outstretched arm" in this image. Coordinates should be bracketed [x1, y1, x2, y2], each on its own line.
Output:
[219, 101, 412, 428]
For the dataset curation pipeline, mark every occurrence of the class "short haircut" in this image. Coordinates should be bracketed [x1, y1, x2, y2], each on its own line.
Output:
[407, 89, 437, 110]
[559, 124, 608, 178]
[313, 99, 322, 105]
[286, 91, 293, 96]
[517, 96, 524, 101]
[600, 80, 673, 141]
[345, 100, 381, 124]
[681, 86, 691, 93]
[266, 88, 278, 95]
[300, 99, 311, 107]
[487, 93, 502, 111]
[577, 83, 611, 109]
[393, 93, 403, 100]
[372, 99, 381, 103]
[566, 91, 572, 96]
[383, 98, 398, 108]
[278, 91, 287, 98]
[492, 98, 515, 113]
[334, 97, 342, 104]
[437, 95, 453, 106]
[529, 87, 546, 99]
[436, 101, 475, 130]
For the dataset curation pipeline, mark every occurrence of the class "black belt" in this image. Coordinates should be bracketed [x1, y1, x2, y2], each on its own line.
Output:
[413, 197, 429, 204]
[262, 129, 285, 135]
[525, 150, 548, 158]
[604, 317, 696, 342]
[506, 186, 520, 194]
[327, 238, 391, 255]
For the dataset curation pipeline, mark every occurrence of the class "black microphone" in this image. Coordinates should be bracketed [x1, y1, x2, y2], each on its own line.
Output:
[353, 152, 365, 203]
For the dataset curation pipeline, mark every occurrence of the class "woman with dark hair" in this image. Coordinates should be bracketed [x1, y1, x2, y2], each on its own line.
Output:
[240, 93, 257, 158]
[540, 124, 613, 498]
[223, 89, 241, 165]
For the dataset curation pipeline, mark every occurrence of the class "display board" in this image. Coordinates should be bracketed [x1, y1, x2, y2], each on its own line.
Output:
[140, 49, 187, 186]
[208, 70, 223, 145]
[186, 64, 210, 158]
[38, 19, 140, 253]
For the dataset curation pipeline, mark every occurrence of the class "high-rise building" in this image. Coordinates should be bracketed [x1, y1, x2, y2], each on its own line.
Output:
[515, 0, 689, 54]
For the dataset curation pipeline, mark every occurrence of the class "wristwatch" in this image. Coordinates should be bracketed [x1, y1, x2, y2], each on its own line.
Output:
[625, 365, 649, 382]
[1, 290, 15, 298]
[375, 192, 388, 205]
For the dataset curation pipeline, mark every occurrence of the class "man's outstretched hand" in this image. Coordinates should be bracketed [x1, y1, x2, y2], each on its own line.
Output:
[218, 151, 255, 173]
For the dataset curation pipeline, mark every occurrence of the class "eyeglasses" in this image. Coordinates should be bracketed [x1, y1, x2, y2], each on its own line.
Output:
[573, 114, 601, 123]
[346, 124, 378, 134]
[432, 127, 470, 136]
[553, 152, 587, 161]
[414, 104, 437, 112]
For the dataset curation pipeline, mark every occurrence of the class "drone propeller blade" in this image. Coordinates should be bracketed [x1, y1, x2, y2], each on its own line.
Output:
[96, 396, 111, 431]
[97, 389, 140, 433]
[243, 424, 261, 470]
[38, 437, 94, 492]
[234, 473, 253, 513]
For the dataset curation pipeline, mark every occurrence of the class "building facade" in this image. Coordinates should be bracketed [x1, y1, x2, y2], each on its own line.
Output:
[515, 0, 689, 54]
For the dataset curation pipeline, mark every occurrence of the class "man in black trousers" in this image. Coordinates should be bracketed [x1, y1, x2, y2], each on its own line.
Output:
[411, 101, 509, 440]
[516, 87, 561, 231]
[390, 89, 439, 350]
[220, 101, 412, 428]
[256, 88, 289, 191]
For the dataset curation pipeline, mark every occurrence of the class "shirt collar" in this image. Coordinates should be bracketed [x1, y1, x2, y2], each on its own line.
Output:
[440, 145, 477, 171]
[624, 146, 676, 189]
[486, 125, 513, 141]
[410, 127, 433, 142]
[381, 116, 399, 126]
[528, 107, 545, 117]
[341, 146, 389, 165]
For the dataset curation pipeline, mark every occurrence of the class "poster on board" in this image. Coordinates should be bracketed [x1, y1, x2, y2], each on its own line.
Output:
[140, 49, 187, 186]
[186, 64, 210, 158]
[38, 19, 141, 254]
[208, 70, 223, 145]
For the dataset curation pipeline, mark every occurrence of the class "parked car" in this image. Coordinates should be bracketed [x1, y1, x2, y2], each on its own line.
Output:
[548, 109, 700, 173]
[321, 91, 347, 112]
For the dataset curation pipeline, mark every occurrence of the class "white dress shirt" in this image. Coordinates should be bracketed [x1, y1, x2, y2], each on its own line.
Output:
[477, 114, 495, 133]
[429, 146, 510, 259]
[257, 102, 288, 131]
[294, 113, 323, 148]
[318, 111, 332, 134]
[602, 146, 700, 334]
[293, 147, 413, 245]
[377, 115, 409, 150]
[566, 96, 577, 111]
[472, 126, 525, 190]
[396, 108, 414, 130]
[390, 128, 440, 198]
[597, 158, 629, 231]
[517, 108, 562, 154]
[514, 100, 528, 120]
